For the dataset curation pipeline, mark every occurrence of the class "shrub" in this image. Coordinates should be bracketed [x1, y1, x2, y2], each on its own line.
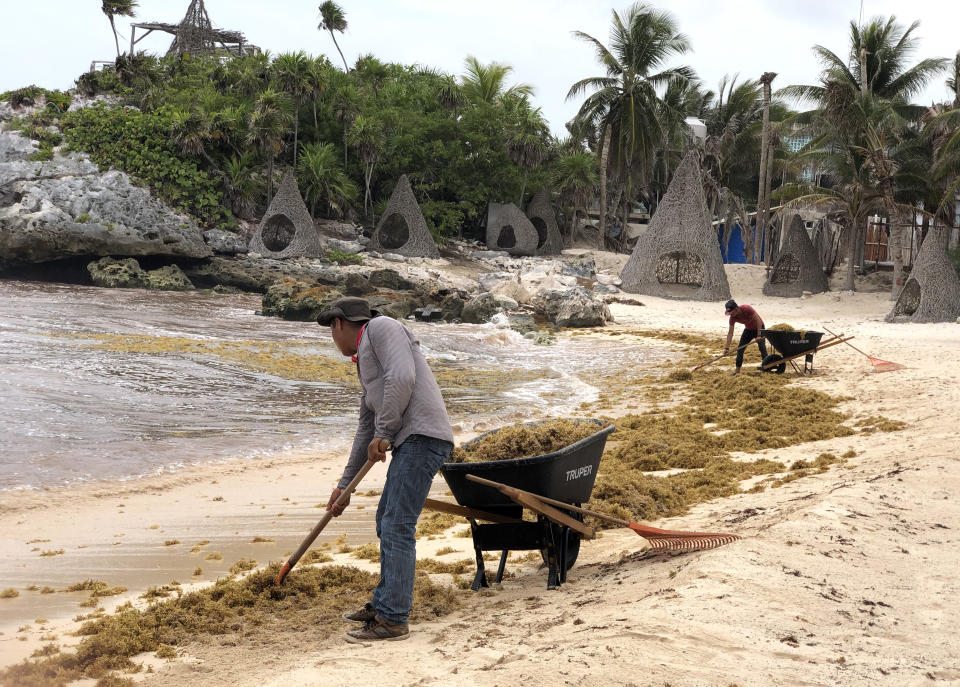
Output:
[326, 249, 363, 265]
[420, 198, 463, 245]
[60, 104, 233, 229]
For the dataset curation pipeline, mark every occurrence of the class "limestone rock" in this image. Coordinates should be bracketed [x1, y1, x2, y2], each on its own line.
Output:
[478, 271, 515, 292]
[439, 293, 465, 321]
[461, 292, 505, 324]
[326, 238, 364, 255]
[203, 229, 248, 255]
[341, 272, 374, 296]
[368, 268, 415, 291]
[261, 281, 342, 321]
[182, 256, 341, 293]
[145, 264, 194, 291]
[531, 287, 612, 328]
[87, 257, 149, 288]
[0, 131, 212, 268]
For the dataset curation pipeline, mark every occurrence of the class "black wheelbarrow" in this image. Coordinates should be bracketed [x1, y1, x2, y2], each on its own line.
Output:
[759, 329, 853, 375]
[434, 419, 614, 590]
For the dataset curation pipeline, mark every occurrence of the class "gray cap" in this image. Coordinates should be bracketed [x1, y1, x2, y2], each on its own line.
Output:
[316, 297, 379, 326]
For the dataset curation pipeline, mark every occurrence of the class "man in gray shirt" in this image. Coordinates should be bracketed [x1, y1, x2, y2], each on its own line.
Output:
[317, 297, 454, 642]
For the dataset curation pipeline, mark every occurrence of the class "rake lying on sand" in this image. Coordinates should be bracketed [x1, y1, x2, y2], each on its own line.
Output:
[465, 474, 741, 551]
[824, 327, 905, 373]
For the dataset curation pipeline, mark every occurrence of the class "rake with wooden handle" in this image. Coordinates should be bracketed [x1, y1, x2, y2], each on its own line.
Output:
[466, 474, 741, 551]
[690, 338, 762, 372]
[275, 457, 378, 586]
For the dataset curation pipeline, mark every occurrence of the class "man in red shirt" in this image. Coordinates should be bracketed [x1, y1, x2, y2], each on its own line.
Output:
[724, 299, 768, 376]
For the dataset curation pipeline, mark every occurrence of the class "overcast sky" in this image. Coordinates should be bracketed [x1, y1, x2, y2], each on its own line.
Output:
[3, 1, 959, 136]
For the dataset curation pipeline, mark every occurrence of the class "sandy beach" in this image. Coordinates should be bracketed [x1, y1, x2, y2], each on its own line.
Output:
[2, 261, 958, 687]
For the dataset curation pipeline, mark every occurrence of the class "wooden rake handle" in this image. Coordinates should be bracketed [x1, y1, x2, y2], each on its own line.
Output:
[275, 457, 379, 586]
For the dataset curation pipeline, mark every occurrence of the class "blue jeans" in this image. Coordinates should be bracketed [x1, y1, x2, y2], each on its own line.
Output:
[736, 328, 768, 369]
[371, 434, 451, 625]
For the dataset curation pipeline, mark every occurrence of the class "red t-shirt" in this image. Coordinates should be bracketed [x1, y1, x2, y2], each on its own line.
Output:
[729, 304, 764, 330]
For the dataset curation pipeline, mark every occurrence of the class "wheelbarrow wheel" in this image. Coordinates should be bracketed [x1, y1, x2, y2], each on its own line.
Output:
[540, 516, 582, 571]
[762, 353, 786, 374]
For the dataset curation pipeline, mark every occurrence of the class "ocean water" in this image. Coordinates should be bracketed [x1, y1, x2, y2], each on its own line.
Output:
[0, 280, 668, 490]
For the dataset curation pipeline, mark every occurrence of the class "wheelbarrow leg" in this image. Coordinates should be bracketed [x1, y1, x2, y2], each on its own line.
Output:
[557, 526, 570, 585]
[494, 550, 509, 583]
[543, 518, 561, 590]
[469, 520, 489, 591]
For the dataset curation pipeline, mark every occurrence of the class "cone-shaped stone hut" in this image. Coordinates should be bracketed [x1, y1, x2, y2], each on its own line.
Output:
[486, 202, 538, 256]
[619, 151, 730, 300]
[886, 230, 960, 323]
[526, 189, 563, 256]
[369, 175, 439, 258]
[762, 214, 828, 296]
[248, 172, 323, 258]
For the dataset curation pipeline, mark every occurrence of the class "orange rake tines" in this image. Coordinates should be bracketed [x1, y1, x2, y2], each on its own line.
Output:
[627, 522, 741, 551]
[464, 474, 741, 553]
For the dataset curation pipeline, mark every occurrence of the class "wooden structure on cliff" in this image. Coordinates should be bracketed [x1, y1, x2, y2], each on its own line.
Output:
[129, 0, 258, 58]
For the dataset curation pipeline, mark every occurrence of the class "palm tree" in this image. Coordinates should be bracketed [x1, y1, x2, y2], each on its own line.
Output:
[783, 15, 948, 292]
[506, 100, 550, 204]
[306, 57, 330, 129]
[331, 74, 361, 166]
[101, 0, 138, 59]
[347, 114, 385, 217]
[460, 56, 534, 105]
[756, 72, 777, 264]
[946, 53, 960, 109]
[318, 1, 349, 72]
[223, 152, 260, 219]
[273, 51, 312, 166]
[552, 149, 599, 241]
[170, 107, 219, 170]
[775, 147, 886, 291]
[567, 2, 694, 241]
[247, 88, 294, 207]
[297, 142, 359, 217]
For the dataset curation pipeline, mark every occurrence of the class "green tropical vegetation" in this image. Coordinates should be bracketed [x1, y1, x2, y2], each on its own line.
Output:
[3, 2, 958, 271]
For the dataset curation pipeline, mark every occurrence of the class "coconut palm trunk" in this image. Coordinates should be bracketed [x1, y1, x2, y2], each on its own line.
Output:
[598, 123, 611, 241]
[109, 15, 121, 58]
[756, 72, 776, 264]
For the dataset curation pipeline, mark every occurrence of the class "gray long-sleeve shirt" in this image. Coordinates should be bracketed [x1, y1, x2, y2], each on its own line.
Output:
[337, 316, 454, 489]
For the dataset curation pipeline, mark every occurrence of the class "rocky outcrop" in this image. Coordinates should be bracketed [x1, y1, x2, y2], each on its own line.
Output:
[531, 287, 613, 328]
[261, 280, 342, 321]
[87, 257, 194, 291]
[203, 229, 248, 255]
[0, 130, 212, 269]
[460, 292, 522, 324]
[181, 255, 342, 292]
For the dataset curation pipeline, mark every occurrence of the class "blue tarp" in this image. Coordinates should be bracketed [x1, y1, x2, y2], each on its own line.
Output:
[718, 223, 765, 263]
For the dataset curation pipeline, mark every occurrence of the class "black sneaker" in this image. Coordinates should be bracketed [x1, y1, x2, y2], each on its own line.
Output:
[342, 603, 377, 623]
[344, 617, 409, 643]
